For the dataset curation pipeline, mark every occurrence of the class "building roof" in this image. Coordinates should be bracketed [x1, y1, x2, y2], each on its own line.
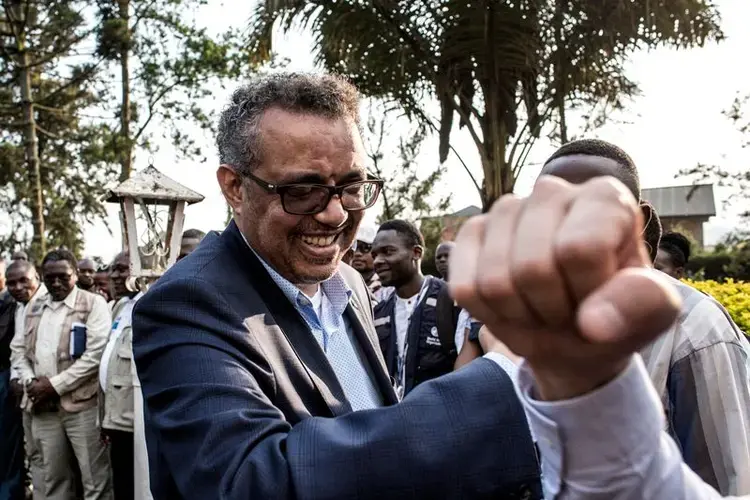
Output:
[103, 165, 205, 204]
[641, 184, 715, 218]
[449, 205, 482, 218]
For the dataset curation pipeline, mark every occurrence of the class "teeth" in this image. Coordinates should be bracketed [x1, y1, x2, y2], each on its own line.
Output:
[301, 235, 336, 247]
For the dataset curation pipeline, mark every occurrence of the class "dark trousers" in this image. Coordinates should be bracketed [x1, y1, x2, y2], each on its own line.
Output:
[105, 429, 134, 500]
[0, 368, 24, 500]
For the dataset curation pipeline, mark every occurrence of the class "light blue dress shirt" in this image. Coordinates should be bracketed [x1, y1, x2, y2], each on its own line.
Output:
[251, 249, 384, 412]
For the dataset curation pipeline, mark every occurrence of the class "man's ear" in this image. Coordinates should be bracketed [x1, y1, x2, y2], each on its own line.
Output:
[413, 245, 424, 261]
[217, 165, 245, 216]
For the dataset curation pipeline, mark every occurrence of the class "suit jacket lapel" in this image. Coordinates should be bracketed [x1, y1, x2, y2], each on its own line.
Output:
[222, 221, 352, 417]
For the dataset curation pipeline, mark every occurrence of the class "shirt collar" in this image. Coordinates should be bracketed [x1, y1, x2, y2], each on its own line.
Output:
[46, 286, 78, 309]
[238, 231, 352, 314]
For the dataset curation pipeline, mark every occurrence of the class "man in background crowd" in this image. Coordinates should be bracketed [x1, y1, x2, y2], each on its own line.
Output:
[95, 266, 111, 303]
[434, 241, 454, 281]
[11, 251, 28, 262]
[177, 229, 206, 262]
[99, 252, 140, 500]
[656, 231, 692, 280]
[372, 220, 456, 397]
[77, 258, 98, 293]
[0, 256, 24, 500]
[7, 259, 47, 497]
[540, 138, 750, 495]
[351, 223, 390, 302]
[12, 249, 113, 499]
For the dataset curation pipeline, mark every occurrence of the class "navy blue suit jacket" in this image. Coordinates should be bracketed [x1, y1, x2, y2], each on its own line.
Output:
[132, 221, 541, 499]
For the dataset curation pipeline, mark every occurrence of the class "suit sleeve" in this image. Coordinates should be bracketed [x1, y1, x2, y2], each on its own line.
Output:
[133, 277, 541, 500]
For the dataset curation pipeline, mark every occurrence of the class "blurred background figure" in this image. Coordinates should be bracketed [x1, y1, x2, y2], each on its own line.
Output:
[77, 258, 98, 293]
[11, 251, 28, 262]
[177, 229, 206, 262]
[95, 266, 112, 303]
[655, 231, 692, 279]
[434, 241, 455, 281]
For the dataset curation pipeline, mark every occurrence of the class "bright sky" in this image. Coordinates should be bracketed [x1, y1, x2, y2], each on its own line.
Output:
[83, 0, 750, 262]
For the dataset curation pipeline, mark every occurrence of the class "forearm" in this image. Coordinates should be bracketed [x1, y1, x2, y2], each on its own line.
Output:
[517, 356, 731, 500]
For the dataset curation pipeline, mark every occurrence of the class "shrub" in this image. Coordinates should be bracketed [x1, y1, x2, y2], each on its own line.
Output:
[682, 278, 750, 335]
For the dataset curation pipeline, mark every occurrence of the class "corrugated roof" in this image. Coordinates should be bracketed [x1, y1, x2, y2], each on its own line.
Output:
[641, 184, 715, 218]
[103, 165, 205, 204]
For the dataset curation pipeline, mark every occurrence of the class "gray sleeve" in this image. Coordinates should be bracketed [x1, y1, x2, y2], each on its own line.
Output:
[667, 341, 750, 495]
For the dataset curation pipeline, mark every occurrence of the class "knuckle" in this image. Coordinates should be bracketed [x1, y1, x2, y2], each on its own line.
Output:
[489, 194, 520, 215]
[555, 233, 612, 268]
[533, 175, 572, 196]
[476, 269, 516, 302]
[511, 256, 556, 288]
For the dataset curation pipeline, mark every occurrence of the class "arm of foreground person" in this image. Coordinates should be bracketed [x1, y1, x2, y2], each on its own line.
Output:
[133, 277, 541, 500]
[516, 355, 746, 500]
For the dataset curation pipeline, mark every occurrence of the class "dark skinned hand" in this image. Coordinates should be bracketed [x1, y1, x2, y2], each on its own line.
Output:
[27, 376, 57, 404]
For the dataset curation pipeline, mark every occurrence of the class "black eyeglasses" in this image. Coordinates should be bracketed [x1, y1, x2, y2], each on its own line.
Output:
[242, 169, 384, 215]
[354, 241, 372, 254]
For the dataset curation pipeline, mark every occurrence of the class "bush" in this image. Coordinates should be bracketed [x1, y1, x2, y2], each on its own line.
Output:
[682, 278, 750, 335]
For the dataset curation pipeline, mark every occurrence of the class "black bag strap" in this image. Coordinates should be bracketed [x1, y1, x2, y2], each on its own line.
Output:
[435, 285, 460, 356]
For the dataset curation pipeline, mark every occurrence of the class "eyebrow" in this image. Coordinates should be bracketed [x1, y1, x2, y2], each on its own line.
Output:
[280, 169, 366, 185]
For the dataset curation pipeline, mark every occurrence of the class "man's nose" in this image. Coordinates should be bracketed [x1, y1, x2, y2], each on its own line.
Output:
[313, 195, 348, 228]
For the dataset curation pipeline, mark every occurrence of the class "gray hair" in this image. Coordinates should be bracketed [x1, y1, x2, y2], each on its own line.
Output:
[216, 72, 361, 173]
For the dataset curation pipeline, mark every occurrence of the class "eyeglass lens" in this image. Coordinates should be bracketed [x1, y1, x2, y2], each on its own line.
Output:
[283, 181, 379, 214]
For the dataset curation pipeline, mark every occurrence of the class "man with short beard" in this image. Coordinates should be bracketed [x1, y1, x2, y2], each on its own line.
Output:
[7, 259, 47, 497]
[132, 73, 541, 499]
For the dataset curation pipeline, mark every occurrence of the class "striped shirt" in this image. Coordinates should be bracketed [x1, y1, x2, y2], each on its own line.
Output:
[640, 272, 750, 496]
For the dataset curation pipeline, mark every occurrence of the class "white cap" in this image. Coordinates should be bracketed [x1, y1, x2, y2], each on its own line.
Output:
[355, 223, 378, 245]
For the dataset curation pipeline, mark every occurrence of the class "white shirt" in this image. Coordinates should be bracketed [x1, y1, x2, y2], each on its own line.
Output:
[100, 293, 142, 390]
[454, 308, 472, 353]
[516, 355, 743, 499]
[26, 287, 110, 395]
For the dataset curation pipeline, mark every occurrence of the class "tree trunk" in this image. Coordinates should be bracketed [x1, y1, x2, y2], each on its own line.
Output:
[555, 0, 568, 144]
[14, 5, 45, 258]
[117, 0, 132, 181]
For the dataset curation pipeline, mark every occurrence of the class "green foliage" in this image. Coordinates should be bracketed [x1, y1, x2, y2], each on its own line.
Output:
[250, 0, 723, 207]
[365, 104, 451, 224]
[683, 278, 750, 335]
[687, 234, 750, 281]
[0, 0, 119, 260]
[93, 0, 266, 178]
[419, 218, 444, 277]
[680, 95, 750, 221]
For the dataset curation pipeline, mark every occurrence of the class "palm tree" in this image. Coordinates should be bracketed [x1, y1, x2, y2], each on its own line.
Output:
[250, 0, 722, 208]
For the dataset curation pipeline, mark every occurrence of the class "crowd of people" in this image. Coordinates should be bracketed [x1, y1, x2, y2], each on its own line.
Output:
[1, 71, 749, 499]
[0, 230, 205, 500]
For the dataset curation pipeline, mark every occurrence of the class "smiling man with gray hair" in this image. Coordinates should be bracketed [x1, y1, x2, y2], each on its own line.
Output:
[132, 73, 541, 499]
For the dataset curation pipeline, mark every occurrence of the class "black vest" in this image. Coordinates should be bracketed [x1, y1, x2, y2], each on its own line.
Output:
[373, 277, 456, 396]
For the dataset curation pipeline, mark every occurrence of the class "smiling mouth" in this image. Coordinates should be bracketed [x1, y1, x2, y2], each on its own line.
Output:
[300, 234, 338, 247]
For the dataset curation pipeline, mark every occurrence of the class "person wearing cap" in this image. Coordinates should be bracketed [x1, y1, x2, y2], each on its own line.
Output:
[351, 222, 392, 303]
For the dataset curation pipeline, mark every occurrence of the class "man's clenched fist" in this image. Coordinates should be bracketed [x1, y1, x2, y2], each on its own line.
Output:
[449, 175, 681, 400]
